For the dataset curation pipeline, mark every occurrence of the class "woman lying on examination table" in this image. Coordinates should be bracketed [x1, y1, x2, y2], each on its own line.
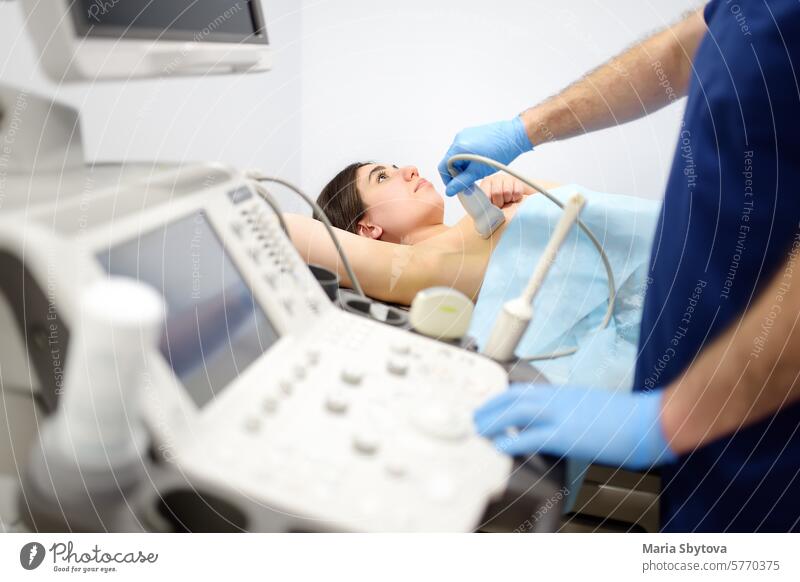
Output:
[285, 163, 562, 306]
[285, 162, 657, 314]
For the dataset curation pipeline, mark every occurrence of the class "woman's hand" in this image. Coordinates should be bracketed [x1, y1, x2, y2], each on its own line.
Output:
[479, 173, 535, 208]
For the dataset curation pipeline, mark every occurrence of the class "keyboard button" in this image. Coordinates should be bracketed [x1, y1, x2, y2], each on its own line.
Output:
[340, 366, 364, 386]
[386, 358, 409, 376]
[325, 389, 349, 414]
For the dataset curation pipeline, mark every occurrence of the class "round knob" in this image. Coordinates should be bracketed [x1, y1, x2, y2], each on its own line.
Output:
[411, 405, 470, 441]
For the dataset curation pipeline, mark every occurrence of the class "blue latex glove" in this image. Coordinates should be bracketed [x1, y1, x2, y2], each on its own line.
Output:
[474, 384, 677, 470]
[438, 116, 533, 197]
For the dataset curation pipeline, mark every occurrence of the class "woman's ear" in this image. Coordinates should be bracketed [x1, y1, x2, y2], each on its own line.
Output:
[356, 219, 383, 240]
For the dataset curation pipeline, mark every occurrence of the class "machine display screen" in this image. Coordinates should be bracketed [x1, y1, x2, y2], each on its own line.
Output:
[97, 211, 278, 407]
[73, 0, 267, 44]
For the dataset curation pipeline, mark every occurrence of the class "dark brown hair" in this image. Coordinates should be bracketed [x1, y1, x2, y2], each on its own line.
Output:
[315, 162, 370, 234]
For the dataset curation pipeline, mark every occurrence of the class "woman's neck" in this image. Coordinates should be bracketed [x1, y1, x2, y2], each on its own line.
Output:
[399, 223, 451, 245]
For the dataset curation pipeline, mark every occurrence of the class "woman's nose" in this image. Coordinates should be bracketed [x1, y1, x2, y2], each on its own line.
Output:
[401, 166, 419, 181]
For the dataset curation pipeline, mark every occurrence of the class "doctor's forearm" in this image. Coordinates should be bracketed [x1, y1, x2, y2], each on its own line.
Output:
[661, 250, 800, 455]
[521, 7, 706, 147]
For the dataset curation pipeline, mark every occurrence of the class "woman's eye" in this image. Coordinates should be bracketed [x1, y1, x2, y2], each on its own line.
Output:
[377, 172, 388, 183]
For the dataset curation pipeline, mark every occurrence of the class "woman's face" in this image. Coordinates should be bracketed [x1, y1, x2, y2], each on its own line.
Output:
[354, 163, 445, 243]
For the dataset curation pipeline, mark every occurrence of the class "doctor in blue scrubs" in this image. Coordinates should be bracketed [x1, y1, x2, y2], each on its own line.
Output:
[442, 1, 800, 531]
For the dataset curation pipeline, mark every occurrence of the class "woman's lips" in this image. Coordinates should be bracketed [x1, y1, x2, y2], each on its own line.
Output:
[415, 179, 430, 192]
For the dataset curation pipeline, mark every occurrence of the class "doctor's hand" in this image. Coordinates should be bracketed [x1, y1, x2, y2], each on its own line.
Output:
[479, 173, 534, 208]
[474, 384, 677, 470]
[438, 116, 533, 197]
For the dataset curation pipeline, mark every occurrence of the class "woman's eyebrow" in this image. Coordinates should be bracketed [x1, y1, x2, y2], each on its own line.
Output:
[367, 165, 387, 183]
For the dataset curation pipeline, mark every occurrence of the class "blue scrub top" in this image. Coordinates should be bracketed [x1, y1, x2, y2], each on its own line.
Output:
[634, 0, 800, 532]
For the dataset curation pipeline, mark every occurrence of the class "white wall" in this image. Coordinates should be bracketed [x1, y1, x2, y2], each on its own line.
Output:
[0, 0, 304, 209]
[300, 0, 702, 224]
[1, 1, 703, 221]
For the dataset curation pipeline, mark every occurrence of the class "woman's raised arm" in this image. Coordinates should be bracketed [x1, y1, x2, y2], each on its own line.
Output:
[284, 213, 436, 305]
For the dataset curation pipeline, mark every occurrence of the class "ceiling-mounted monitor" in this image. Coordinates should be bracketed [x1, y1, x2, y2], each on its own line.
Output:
[21, 0, 271, 81]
